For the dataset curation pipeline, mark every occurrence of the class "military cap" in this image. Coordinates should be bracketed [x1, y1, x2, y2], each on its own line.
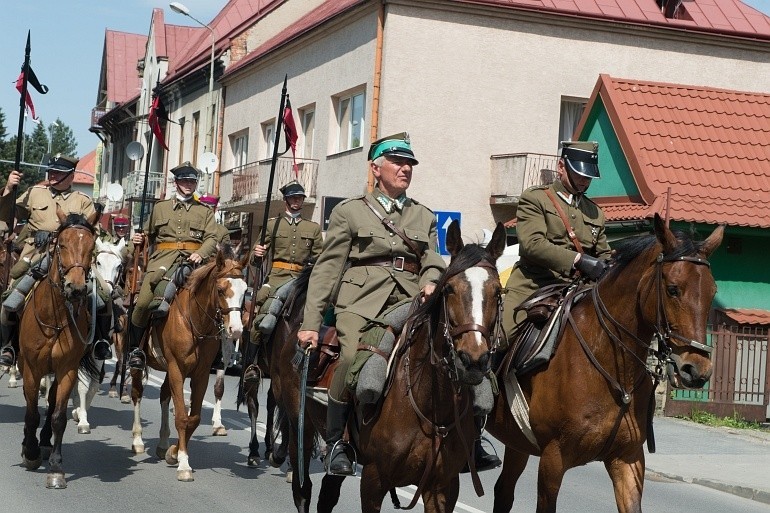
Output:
[170, 162, 200, 181]
[198, 194, 219, 207]
[561, 141, 600, 179]
[368, 132, 418, 165]
[113, 216, 130, 227]
[280, 181, 306, 198]
[46, 154, 78, 174]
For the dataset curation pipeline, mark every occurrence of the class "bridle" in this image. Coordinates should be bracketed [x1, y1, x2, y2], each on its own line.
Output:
[51, 225, 95, 294]
[187, 265, 245, 341]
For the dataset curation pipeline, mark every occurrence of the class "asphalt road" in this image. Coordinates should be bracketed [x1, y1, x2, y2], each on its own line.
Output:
[0, 362, 767, 512]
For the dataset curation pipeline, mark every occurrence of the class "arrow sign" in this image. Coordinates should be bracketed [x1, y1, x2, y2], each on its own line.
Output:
[435, 211, 461, 256]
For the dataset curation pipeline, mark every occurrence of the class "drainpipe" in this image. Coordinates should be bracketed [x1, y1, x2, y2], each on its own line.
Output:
[367, 0, 385, 193]
[213, 86, 226, 197]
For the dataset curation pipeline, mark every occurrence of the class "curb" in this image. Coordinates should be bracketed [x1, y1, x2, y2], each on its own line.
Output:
[647, 469, 770, 505]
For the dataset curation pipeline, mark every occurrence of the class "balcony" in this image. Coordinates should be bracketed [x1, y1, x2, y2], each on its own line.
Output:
[490, 153, 558, 204]
[219, 156, 319, 212]
[123, 170, 164, 202]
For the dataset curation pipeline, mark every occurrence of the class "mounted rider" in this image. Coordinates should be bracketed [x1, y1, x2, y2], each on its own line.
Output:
[127, 162, 218, 370]
[242, 180, 323, 384]
[0, 155, 114, 368]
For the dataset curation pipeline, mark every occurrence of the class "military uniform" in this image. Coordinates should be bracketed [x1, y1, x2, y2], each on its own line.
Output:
[502, 158, 611, 340]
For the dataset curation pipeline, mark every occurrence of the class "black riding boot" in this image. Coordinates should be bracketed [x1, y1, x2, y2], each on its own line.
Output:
[92, 314, 113, 360]
[324, 397, 355, 476]
[243, 332, 262, 384]
[0, 324, 18, 368]
[461, 416, 502, 473]
[127, 321, 147, 370]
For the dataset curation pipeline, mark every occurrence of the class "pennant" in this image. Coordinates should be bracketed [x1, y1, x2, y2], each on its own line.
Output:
[15, 66, 48, 121]
[148, 94, 169, 150]
[283, 97, 299, 177]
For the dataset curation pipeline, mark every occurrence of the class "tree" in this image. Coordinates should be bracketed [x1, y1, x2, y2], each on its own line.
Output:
[50, 118, 77, 157]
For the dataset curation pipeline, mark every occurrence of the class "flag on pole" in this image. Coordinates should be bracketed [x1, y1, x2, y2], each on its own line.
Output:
[15, 65, 48, 121]
[283, 97, 299, 177]
[148, 93, 170, 150]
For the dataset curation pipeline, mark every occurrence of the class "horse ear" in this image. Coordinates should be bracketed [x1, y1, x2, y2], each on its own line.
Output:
[95, 238, 106, 253]
[117, 238, 126, 252]
[653, 213, 678, 253]
[445, 219, 463, 257]
[701, 224, 725, 258]
[56, 204, 67, 225]
[486, 222, 507, 262]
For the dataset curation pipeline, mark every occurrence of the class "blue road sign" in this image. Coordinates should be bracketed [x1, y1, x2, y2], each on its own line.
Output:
[435, 211, 461, 256]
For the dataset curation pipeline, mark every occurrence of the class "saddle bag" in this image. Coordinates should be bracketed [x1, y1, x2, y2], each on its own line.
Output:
[516, 284, 566, 326]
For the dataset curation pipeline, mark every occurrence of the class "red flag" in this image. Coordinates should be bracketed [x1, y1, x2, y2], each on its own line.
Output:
[283, 97, 299, 177]
[148, 94, 169, 150]
[15, 67, 48, 120]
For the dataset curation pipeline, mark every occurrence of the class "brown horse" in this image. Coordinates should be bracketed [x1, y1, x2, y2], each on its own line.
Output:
[17, 207, 99, 489]
[488, 214, 724, 513]
[270, 220, 507, 512]
[128, 248, 248, 481]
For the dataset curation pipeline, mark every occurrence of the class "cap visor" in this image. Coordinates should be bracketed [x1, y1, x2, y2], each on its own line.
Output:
[565, 159, 599, 178]
[383, 151, 418, 165]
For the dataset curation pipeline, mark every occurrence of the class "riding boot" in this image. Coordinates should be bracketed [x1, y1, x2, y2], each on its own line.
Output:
[92, 314, 113, 360]
[243, 332, 262, 384]
[0, 324, 18, 368]
[324, 397, 355, 476]
[461, 416, 501, 473]
[127, 321, 147, 370]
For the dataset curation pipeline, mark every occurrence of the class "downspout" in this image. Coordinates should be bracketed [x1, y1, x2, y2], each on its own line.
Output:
[214, 86, 226, 197]
[367, 0, 385, 193]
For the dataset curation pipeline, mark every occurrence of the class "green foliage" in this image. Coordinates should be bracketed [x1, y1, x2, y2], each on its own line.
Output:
[678, 409, 767, 431]
[50, 118, 78, 157]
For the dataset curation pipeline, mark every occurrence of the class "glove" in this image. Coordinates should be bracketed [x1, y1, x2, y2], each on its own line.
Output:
[574, 254, 608, 281]
[34, 230, 51, 248]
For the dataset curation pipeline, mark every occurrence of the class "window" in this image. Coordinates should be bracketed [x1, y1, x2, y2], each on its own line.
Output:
[177, 116, 185, 166]
[557, 97, 587, 150]
[262, 121, 275, 159]
[301, 107, 315, 159]
[232, 132, 248, 169]
[336, 90, 364, 152]
[192, 111, 200, 167]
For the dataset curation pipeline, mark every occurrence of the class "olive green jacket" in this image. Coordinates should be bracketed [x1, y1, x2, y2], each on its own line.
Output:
[300, 188, 445, 331]
[214, 223, 231, 248]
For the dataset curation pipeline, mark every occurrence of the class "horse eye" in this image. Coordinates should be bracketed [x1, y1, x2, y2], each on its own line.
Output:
[667, 285, 679, 297]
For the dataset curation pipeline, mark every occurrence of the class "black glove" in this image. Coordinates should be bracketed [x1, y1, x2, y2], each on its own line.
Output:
[574, 254, 608, 281]
[33, 230, 51, 248]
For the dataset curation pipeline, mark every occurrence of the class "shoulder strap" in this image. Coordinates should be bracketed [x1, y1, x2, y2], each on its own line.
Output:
[544, 188, 583, 254]
[361, 197, 422, 258]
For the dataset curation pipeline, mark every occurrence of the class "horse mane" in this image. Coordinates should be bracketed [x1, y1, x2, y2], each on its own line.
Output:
[60, 213, 95, 233]
[186, 259, 218, 294]
[605, 230, 705, 279]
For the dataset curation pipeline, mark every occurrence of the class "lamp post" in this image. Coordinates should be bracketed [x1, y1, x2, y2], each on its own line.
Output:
[169, 1, 216, 157]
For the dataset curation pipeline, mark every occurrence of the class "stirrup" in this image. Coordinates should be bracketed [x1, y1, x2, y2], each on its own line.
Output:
[92, 339, 113, 361]
[243, 364, 261, 384]
[128, 348, 146, 370]
[324, 440, 356, 476]
[0, 346, 15, 369]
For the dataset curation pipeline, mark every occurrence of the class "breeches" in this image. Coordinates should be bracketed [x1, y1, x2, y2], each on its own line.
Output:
[131, 268, 164, 328]
[329, 312, 368, 402]
[502, 287, 530, 344]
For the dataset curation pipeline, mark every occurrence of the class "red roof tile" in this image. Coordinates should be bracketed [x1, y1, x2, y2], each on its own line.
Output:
[75, 150, 96, 185]
[585, 74, 770, 229]
[719, 308, 770, 325]
[104, 30, 147, 104]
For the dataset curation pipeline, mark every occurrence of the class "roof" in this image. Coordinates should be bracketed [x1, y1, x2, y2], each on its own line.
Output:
[104, 30, 147, 104]
[75, 150, 96, 185]
[456, 0, 770, 39]
[719, 308, 770, 325]
[584, 74, 770, 228]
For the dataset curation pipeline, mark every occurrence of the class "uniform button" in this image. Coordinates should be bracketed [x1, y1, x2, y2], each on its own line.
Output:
[392, 241, 396, 245]
[571, 214, 576, 219]
[370, 231, 373, 235]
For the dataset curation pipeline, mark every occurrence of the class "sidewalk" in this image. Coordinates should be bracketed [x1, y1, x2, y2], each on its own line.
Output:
[646, 416, 770, 505]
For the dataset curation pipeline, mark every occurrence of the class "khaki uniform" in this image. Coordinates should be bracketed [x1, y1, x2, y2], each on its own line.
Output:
[214, 223, 231, 249]
[300, 188, 445, 400]
[502, 180, 611, 339]
[131, 197, 218, 328]
[0, 185, 95, 277]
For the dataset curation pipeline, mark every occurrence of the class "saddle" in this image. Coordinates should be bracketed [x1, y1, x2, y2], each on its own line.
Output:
[292, 325, 341, 387]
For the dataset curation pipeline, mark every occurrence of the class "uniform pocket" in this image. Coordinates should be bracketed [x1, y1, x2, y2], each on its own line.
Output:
[403, 228, 430, 251]
[355, 228, 387, 253]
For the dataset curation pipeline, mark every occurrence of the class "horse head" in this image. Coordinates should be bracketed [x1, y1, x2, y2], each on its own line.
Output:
[54, 205, 98, 302]
[438, 220, 506, 386]
[214, 248, 248, 341]
[95, 238, 126, 291]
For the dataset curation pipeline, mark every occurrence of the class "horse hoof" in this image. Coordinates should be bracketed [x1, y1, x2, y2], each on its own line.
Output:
[40, 446, 52, 460]
[120, 395, 131, 404]
[285, 471, 293, 483]
[177, 469, 194, 482]
[155, 446, 167, 460]
[247, 455, 260, 467]
[78, 425, 91, 435]
[269, 452, 285, 468]
[22, 455, 42, 470]
[46, 472, 67, 489]
[108, 389, 118, 399]
[165, 445, 178, 465]
[8, 380, 18, 389]
[132, 443, 145, 454]
[212, 426, 227, 436]
[72, 410, 80, 423]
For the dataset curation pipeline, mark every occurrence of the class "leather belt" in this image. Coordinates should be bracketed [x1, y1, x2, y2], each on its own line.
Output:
[272, 261, 303, 272]
[351, 256, 420, 274]
[156, 241, 202, 251]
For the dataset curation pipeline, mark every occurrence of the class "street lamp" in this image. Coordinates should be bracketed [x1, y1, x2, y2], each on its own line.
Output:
[169, 2, 216, 157]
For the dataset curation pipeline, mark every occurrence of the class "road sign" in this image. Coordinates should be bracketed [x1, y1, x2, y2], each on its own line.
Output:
[435, 211, 461, 256]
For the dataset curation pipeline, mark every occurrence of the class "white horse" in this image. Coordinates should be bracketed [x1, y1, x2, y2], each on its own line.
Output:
[210, 315, 243, 436]
[70, 238, 126, 434]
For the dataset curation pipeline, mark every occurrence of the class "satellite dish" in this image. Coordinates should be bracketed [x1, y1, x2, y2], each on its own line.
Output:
[199, 152, 219, 175]
[126, 141, 145, 161]
[105, 183, 124, 202]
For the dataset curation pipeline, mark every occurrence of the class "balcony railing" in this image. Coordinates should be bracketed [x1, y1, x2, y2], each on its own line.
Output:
[490, 153, 558, 204]
[219, 156, 319, 209]
[124, 170, 164, 201]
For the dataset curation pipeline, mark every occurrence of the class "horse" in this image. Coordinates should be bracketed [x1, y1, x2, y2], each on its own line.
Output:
[109, 253, 142, 403]
[128, 248, 248, 481]
[270, 220, 507, 512]
[17, 207, 100, 489]
[210, 327, 242, 436]
[487, 213, 724, 513]
[0, 242, 21, 387]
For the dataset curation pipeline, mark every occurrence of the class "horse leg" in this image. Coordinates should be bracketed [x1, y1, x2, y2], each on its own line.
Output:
[317, 474, 346, 513]
[422, 476, 461, 513]
[264, 385, 275, 460]
[39, 378, 56, 458]
[20, 363, 43, 470]
[359, 464, 388, 513]
[604, 450, 645, 513]
[72, 366, 92, 434]
[211, 368, 227, 436]
[246, 380, 261, 467]
[108, 332, 121, 398]
[493, 447, 529, 513]
[8, 363, 20, 388]
[535, 446, 567, 513]
[46, 369, 78, 489]
[156, 376, 172, 460]
[169, 366, 203, 482]
[130, 368, 146, 453]
[288, 423, 314, 513]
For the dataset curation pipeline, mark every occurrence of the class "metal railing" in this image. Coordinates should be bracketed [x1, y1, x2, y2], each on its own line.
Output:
[490, 152, 558, 202]
[124, 170, 164, 201]
[219, 156, 319, 207]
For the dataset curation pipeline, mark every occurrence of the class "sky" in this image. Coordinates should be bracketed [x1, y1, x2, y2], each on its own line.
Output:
[1, 0, 770, 162]
[0, 0, 227, 161]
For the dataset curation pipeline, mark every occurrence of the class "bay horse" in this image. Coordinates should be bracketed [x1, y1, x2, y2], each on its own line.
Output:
[17, 207, 99, 489]
[128, 248, 248, 481]
[487, 213, 724, 513]
[271, 220, 507, 512]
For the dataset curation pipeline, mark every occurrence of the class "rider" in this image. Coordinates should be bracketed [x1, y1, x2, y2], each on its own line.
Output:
[242, 180, 322, 384]
[127, 162, 218, 370]
[0, 155, 113, 367]
[297, 133, 446, 476]
[501, 140, 612, 342]
[198, 194, 231, 250]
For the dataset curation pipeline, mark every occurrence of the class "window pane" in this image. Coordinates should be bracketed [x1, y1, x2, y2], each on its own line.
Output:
[351, 93, 364, 149]
[303, 110, 314, 158]
[339, 98, 351, 151]
[558, 99, 586, 150]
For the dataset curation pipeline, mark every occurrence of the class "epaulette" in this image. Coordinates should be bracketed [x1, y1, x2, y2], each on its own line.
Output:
[526, 184, 550, 193]
[342, 195, 366, 206]
[409, 197, 435, 215]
